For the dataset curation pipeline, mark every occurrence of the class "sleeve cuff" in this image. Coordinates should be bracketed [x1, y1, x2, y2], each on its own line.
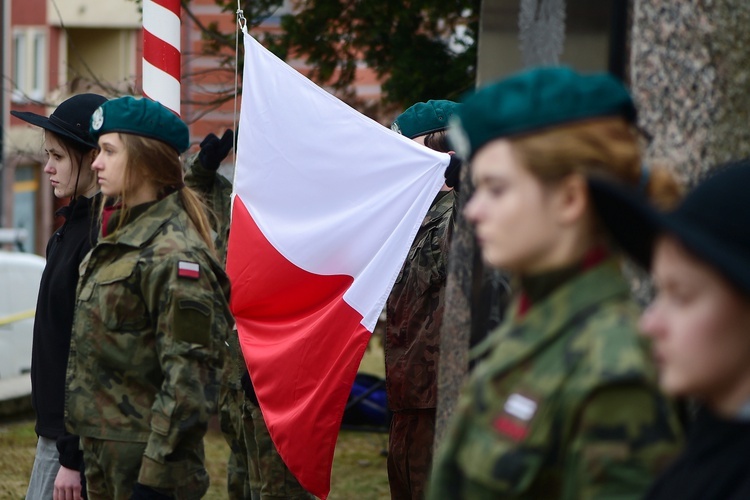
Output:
[56, 434, 83, 471]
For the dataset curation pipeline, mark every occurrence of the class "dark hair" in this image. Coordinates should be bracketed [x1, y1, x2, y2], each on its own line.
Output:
[424, 130, 451, 153]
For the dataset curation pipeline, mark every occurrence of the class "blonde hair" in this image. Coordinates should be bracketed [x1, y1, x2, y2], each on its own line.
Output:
[103, 134, 216, 253]
[509, 117, 682, 209]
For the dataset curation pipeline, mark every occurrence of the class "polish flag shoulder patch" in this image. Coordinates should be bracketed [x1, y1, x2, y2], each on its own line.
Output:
[492, 393, 539, 442]
[178, 261, 200, 279]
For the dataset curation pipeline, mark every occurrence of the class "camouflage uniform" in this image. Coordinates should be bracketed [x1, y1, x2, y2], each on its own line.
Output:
[185, 155, 253, 498]
[185, 155, 312, 499]
[243, 398, 315, 499]
[428, 259, 683, 499]
[385, 190, 454, 499]
[65, 191, 232, 500]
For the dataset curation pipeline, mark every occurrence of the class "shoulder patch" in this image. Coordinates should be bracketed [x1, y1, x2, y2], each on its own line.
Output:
[178, 261, 200, 279]
[492, 393, 539, 442]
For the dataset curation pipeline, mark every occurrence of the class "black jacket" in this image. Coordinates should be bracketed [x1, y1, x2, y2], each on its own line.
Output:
[31, 194, 100, 470]
[645, 406, 750, 500]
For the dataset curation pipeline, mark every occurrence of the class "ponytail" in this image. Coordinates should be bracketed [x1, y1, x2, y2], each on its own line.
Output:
[179, 187, 216, 254]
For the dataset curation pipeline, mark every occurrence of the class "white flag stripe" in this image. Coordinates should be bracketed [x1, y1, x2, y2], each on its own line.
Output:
[237, 31, 449, 331]
[504, 394, 538, 421]
[178, 261, 200, 273]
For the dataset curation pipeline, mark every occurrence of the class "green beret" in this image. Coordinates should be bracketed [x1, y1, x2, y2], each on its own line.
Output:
[449, 67, 637, 160]
[90, 96, 189, 154]
[391, 99, 460, 139]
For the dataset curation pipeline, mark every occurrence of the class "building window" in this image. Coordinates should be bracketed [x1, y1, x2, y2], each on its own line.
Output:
[12, 29, 46, 103]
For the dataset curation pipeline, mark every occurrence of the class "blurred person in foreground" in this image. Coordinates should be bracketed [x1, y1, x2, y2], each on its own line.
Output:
[590, 159, 750, 499]
[386, 99, 459, 499]
[65, 96, 232, 499]
[427, 67, 684, 499]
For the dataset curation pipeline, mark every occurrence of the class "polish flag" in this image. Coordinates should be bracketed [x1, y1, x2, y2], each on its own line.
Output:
[226, 30, 450, 499]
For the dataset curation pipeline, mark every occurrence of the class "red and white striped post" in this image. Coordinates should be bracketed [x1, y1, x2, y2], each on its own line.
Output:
[142, 0, 181, 116]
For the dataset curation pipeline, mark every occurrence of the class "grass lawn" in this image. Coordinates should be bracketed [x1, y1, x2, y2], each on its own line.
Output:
[0, 335, 390, 499]
[0, 416, 389, 499]
[0, 337, 391, 499]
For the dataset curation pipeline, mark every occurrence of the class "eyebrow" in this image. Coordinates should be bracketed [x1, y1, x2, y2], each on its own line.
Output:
[473, 173, 507, 185]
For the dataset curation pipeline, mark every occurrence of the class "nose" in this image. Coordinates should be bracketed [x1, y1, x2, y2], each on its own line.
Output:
[463, 194, 480, 224]
[91, 151, 104, 171]
[638, 302, 664, 339]
[43, 158, 55, 174]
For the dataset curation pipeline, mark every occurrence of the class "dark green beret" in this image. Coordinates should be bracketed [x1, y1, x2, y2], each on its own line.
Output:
[391, 99, 460, 139]
[90, 96, 189, 154]
[449, 67, 637, 160]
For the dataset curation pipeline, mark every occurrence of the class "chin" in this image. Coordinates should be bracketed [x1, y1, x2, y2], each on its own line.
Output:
[658, 373, 691, 399]
[482, 252, 518, 273]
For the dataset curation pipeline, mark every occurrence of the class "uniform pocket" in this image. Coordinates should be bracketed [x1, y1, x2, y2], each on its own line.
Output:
[456, 423, 546, 494]
[96, 259, 149, 331]
[173, 295, 213, 346]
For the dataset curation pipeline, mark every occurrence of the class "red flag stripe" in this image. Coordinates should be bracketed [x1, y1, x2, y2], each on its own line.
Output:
[228, 197, 371, 498]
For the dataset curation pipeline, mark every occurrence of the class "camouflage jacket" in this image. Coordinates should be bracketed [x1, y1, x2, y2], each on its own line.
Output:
[184, 154, 245, 390]
[184, 153, 232, 263]
[385, 190, 454, 411]
[65, 191, 233, 491]
[428, 259, 683, 499]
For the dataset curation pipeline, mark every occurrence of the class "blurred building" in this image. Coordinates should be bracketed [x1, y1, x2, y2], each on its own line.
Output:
[0, 0, 384, 254]
[1, 0, 141, 254]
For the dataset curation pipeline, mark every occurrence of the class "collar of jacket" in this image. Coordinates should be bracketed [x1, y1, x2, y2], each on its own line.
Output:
[55, 193, 100, 222]
[99, 191, 181, 248]
[470, 257, 630, 370]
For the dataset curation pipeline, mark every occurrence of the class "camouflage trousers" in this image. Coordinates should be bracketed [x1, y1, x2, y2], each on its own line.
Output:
[220, 385, 255, 499]
[243, 398, 315, 499]
[387, 408, 436, 500]
[80, 437, 208, 500]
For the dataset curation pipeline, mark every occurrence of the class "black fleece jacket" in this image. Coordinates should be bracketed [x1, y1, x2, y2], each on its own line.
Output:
[31, 194, 99, 470]
[645, 406, 750, 500]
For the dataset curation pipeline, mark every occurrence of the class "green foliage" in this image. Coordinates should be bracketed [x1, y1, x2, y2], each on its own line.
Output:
[177, 0, 477, 113]
[271, 0, 479, 108]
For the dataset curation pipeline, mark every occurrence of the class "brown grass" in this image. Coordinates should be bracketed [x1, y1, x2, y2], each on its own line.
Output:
[0, 418, 388, 499]
[0, 337, 390, 499]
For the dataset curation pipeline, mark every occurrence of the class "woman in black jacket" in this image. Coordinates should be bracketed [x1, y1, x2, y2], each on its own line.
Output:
[12, 93, 106, 500]
[590, 159, 750, 500]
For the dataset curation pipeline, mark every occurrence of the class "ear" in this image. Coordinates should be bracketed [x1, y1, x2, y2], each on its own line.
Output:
[551, 173, 589, 225]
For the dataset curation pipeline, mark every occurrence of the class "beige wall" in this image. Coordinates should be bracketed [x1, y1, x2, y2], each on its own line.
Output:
[65, 28, 137, 92]
[47, 0, 140, 28]
[478, 32, 610, 85]
[477, 0, 614, 86]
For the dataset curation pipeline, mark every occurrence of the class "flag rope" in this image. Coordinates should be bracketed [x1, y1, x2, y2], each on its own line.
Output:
[233, 2, 246, 170]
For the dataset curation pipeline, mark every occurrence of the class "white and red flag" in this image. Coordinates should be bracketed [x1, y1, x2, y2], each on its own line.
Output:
[226, 30, 450, 499]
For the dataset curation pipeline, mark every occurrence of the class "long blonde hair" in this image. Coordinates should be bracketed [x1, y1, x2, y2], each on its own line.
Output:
[103, 134, 215, 253]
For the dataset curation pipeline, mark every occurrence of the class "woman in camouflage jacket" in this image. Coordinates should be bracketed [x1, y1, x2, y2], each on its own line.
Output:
[65, 96, 233, 500]
[428, 68, 685, 499]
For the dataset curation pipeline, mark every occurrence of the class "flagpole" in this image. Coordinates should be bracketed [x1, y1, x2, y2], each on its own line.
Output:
[142, 0, 181, 115]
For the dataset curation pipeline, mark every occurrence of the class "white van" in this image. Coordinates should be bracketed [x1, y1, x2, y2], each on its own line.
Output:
[0, 250, 45, 379]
